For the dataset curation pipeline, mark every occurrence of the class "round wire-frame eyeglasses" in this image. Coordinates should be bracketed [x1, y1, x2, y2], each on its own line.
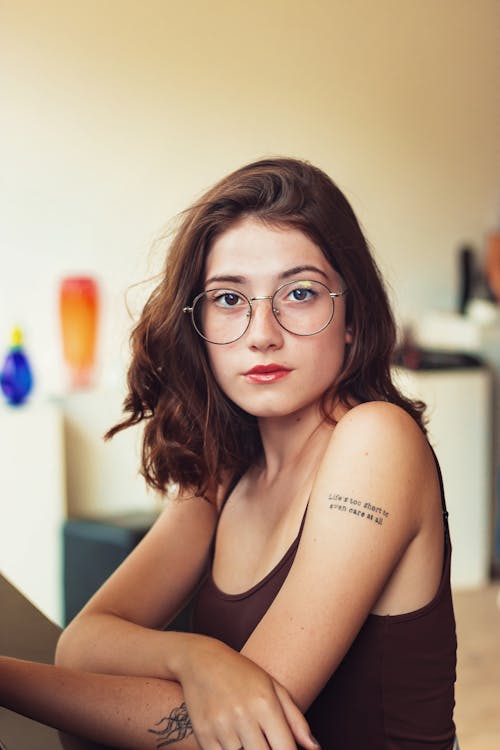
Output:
[182, 279, 348, 345]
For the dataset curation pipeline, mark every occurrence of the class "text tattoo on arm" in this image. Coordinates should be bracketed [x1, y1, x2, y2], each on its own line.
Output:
[148, 702, 193, 747]
[328, 493, 389, 526]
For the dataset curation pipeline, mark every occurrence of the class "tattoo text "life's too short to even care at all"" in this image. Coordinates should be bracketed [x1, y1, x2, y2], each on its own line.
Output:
[328, 493, 389, 526]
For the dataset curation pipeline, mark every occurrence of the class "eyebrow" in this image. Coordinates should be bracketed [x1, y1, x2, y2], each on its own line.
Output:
[204, 265, 330, 287]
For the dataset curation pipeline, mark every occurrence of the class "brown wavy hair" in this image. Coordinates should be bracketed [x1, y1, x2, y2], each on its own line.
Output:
[106, 157, 425, 496]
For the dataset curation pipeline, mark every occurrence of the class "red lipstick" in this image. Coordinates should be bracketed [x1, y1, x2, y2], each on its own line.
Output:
[244, 364, 291, 383]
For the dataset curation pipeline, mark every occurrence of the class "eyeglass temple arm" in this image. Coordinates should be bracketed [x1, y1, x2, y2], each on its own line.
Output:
[329, 289, 348, 299]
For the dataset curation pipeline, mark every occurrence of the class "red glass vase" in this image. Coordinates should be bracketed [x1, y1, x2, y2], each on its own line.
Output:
[59, 276, 99, 389]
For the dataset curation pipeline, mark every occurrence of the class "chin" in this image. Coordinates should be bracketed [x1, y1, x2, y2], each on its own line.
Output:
[234, 397, 318, 421]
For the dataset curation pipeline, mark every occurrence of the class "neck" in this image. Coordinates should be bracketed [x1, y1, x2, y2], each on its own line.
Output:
[256, 400, 347, 482]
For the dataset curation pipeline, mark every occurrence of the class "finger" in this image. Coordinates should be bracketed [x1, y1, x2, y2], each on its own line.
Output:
[236, 716, 277, 750]
[273, 683, 320, 750]
[212, 724, 247, 750]
[192, 729, 223, 750]
[189, 712, 225, 750]
[193, 726, 225, 750]
[216, 705, 277, 750]
[251, 695, 299, 750]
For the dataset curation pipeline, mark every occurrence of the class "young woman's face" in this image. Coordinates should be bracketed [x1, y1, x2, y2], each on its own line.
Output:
[202, 217, 351, 422]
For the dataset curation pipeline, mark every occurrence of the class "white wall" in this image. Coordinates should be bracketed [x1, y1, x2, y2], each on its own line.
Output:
[1, 0, 499, 395]
[0, 400, 65, 622]
[394, 366, 493, 588]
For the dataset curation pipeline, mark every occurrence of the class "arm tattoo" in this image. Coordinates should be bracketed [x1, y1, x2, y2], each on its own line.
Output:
[148, 702, 193, 747]
[328, 493, 390, 526]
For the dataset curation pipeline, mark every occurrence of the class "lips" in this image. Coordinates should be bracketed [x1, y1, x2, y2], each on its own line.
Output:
[244, 363, 292, 383]
[245, 364, 290, 375]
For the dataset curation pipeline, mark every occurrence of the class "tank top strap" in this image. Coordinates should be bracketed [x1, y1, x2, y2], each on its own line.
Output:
[220, 470, 244, 512]
[428, 442, 450, 531]
[298, 499, 309, 537]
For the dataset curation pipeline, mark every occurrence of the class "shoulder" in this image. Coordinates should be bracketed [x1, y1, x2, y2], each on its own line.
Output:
[334, 400, 425, 446]
[329, 401, 429, 476]
[312, 401, 435, 527]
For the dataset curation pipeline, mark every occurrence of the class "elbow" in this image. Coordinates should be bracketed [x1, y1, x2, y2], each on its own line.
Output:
[54, 619, 86, 669]
[54, 626, 74, 668]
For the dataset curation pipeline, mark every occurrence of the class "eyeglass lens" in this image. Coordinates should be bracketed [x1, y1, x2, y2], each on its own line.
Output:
[193, 280, 335, 344]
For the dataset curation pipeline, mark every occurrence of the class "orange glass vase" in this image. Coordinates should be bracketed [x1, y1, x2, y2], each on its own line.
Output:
[59, 276, 99, 389]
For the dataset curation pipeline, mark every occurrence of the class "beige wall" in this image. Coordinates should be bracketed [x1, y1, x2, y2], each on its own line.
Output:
[0, 0, 499, 392]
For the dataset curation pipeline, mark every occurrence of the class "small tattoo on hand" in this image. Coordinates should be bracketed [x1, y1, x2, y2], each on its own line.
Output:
[328, 493, 389, 525]
[148, 702, 193, 747]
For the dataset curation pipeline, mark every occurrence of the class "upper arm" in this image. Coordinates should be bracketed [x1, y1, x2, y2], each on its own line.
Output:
[76, 492, 218, 629]
[241, 403, 431, 709]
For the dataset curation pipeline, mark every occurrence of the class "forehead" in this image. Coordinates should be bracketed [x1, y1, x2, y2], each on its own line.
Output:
[204, 217, 336, 283]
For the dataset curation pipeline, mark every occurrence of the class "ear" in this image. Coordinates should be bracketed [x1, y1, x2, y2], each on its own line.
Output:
[345, 325, 353, 344]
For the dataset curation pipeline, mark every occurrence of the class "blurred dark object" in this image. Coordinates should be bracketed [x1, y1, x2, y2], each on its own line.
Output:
[457, 246, 475, 314]
[63, 512, 194, 631]
[394, 346, 483, 371]
[397, 326, 421, 369]
[457, 243, 497, 314]
[63, 512, 158, 625]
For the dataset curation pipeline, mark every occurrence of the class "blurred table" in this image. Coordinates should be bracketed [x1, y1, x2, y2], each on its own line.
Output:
[0, 573, 107, 749]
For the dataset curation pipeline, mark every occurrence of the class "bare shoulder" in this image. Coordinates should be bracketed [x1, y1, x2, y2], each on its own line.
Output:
[313, 401, 436, 525]
[331, 401, 430, 475]
[334, 400, 426, 450]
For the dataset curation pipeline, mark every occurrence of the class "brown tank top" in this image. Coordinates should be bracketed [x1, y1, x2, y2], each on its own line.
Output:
[192, 461, 457, 749]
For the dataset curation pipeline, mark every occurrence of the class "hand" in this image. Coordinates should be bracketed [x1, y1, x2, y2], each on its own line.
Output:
[170, 634, 319, 750]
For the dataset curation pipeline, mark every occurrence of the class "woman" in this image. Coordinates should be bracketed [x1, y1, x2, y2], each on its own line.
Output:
[0, 158, 457, 748]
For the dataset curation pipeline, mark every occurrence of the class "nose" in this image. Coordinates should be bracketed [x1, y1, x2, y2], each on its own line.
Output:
[245, 295, 284, 350]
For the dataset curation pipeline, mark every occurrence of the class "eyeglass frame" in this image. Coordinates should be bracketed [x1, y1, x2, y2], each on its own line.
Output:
[182, 279, 348, 345]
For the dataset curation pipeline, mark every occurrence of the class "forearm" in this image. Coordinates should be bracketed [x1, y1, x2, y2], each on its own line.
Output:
[52, 619, 317, 750]
[0, 656, 200, 750]
[56, 613, 196, 681]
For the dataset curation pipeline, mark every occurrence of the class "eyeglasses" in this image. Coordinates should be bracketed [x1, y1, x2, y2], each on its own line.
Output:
[183, 279, 347, 345]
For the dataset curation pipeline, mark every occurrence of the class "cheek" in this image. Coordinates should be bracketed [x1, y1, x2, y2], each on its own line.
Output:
[205, 345, 238, 392]
[307, 330, 349, 385]
[311, 324, 348, 359]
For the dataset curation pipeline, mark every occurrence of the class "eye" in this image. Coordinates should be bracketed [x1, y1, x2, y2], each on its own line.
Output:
[211, 291, 244, 308]
[286, 285, 317, 302]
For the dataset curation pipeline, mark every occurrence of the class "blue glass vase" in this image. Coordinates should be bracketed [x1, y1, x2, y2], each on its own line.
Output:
[0, 327, 34, 406]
